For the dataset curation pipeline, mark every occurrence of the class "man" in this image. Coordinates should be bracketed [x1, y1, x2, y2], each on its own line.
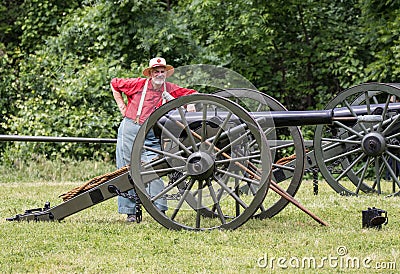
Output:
[110, 57, 197, 222]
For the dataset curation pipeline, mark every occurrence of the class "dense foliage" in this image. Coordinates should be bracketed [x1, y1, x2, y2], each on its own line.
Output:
[1, 0, 400, 162]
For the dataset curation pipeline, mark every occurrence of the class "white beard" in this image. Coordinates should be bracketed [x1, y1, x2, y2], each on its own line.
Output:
[153, 77, 165, 86]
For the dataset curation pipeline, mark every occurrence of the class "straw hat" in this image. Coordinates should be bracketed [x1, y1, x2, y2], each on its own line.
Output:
[142, 57, 174, 77]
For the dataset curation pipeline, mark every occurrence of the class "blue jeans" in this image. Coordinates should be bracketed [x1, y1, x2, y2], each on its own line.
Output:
[116, 117, 167, 214]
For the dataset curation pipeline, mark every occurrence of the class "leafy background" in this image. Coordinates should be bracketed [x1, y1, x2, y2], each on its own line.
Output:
[1, 0, 400, 163]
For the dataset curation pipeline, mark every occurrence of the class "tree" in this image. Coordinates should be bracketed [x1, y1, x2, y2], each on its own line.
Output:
[358, 0, 400, 82]
[178, 0, 364, 110]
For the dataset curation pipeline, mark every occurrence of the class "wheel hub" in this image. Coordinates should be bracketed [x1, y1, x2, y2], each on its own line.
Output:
[361, 132, 386, 156]
[186, 151, 215, 180]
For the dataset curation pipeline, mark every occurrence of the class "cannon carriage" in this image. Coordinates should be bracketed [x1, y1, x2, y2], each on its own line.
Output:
[6, 82, 400, 231]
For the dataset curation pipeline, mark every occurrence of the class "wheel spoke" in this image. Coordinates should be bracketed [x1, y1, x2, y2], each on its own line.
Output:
[178, 107, 198, 152]
[207, 112, 233, 153]
[385, 150, 400, 165]
[272, 164, 295, 172]
[344, 99, 368, 134]
[141, 166, 186, 176]
[324, 147, 362, 163]
[387, 144, 400, 150]
[195, 180, 203, 228]
[150, 172, 189, 201]
[213, 173, 249, 209]
[332, 121, 364, 138]
[142, 145, 186, 162]
[201, 103, 208, 142]
[374, 157, 382, 194]
[371, 93, 379, 104]
[170, 178, 195, 220]
[249, 127, 274, 148]
[320, 134, 359, 151]
[215, 154, 261, 164]
[385, 122, 400, 139]
[215, 129, 253, 158]
[156, 121, 192, 155]
[216, 168, 261, 187]
[377, 94, 392, 131]
[207, 179, 226, 224]
[382, 155, 400, 189]
[355, 156, 371, 194]
[321, 138, 361, 145]
[382, 114, 400, 135]
[336, 152, 366, 181]
[256, 102, 264, 111]
[267, 141, 296, 152]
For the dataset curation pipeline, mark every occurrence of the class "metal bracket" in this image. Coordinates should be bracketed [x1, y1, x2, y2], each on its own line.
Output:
[6, 202, 53, 222]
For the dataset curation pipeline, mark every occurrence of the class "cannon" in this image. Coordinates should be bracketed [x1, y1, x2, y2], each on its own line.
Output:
[5, 82, 400, 231]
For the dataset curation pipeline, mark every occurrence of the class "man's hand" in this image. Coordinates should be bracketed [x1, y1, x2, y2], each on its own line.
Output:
[186, 104, 196, 112]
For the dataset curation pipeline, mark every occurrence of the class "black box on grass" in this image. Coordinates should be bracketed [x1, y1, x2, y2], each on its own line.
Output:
[362, 207, 388, 229]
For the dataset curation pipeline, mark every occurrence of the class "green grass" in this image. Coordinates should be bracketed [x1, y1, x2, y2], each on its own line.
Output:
[0, 160, 399, 273]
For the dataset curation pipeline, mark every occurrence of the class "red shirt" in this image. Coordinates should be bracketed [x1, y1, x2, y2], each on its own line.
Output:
[111, 77, 197, 124]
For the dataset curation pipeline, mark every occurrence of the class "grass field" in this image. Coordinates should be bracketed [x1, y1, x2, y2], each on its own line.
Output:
[0, 160, 399, 273]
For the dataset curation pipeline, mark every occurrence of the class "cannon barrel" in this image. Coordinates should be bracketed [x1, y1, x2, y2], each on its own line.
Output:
[253, 110, 332, 127]
[159, 102, 399, 128]
[158, 110, 333, 129]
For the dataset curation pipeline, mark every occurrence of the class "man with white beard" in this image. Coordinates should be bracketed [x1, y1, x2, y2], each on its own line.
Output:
[110, 57, 197, 222]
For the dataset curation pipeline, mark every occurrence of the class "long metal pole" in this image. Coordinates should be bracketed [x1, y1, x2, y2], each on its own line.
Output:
[0, 134, 116, 143]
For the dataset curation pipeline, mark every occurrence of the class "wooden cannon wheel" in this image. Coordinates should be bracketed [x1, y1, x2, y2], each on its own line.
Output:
[314, 83, 400, 196]
[130, 94, 272, 230]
